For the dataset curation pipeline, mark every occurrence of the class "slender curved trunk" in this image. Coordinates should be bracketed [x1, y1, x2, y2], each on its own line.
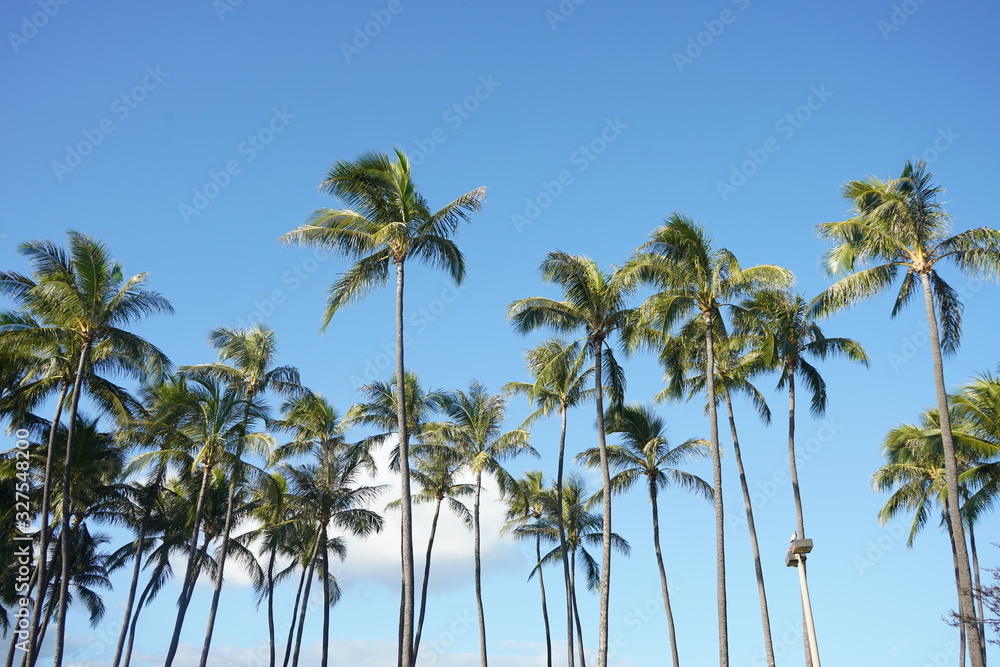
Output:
[198, 477, 240, 667]
[969, 525, 986, 666]
[649, 483, 679, 667]
[25, 380, 68, 667]
[395, 261, 416, 667]
[473, 470, 488, 667]
[413, 496, 443, 661]
[113, 469, 164, 667]
[290, 534, 322, 667]
[164, 460, 214, 667]
[281, 553, 312, 667]
[920, 272, 983, 665]
[703, 312, 728, 667]
[321, 523, 330, 667]
[122, 561, 162, 667]
[724, 396, 775, 667]
[569, 549, 586, 667]
[592, 342, 612, 667]
[53, 341, 90, 667]
[946, 512, 967, 667]
[557, 406, 575, 667]
[536, 533, 553, 667]
[787, 374, 814, 667]
[266, 545, 277, 667]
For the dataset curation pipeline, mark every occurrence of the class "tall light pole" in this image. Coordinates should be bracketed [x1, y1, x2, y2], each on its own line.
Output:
[786, 537, 821, 667]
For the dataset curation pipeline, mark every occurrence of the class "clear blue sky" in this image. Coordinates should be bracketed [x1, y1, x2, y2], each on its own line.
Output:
[3, 0, 999, 665]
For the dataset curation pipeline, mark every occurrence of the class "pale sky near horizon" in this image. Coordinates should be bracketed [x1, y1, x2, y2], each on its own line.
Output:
[3, 0, 999, 665]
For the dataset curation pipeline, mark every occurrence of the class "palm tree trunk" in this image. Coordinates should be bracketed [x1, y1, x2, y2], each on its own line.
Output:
[413, 497, 443, 661]
[123, 560, 161, 667]
[112, 469, 163, 667]
[52, 341, 90, 667]
[395, 260, 416, 667]
[569, 550, 586, 667]
[724, 396, 775, 667]
[290, 531, 322, 667]
[969, 524, 986, 666]
[649, 483, 680, 667]
[474, 470, 489, 667]
[919, 272, 983, 665]
[198, 476, 240, 667]
[946, 506, 967, 667]
[592, 342, 612, 667]
[164, 460, 213, 667]
[266, 545, 277, 667]
[282, 552, 311, 667]
[787, 374, 814, 667]
[321, 523, 330, 667]
[536, 533, 553, 667]
[557, 406, 575, 667]
[25, 380, 68, 667]
[703, 312, 728, 667]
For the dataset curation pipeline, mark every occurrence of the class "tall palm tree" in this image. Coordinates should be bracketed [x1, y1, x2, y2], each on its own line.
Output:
[430, 381, 535, 667]
[508, 254, 634, 667]
[0, 232, 172, 667]
[657, 323, 778, 666]
[156, 374, 263, 667]
[578, 404, 711, 667]
[181, 324, 303, 667]
[281, 442, 385, 667]
[529, 474, 631, 667]
[503, 470, 556, 667]
[389, 446, 473, 663]
[741, 289, 868, 665]
[812, 160, 1000, 664]
[504, 338, 593, 667]
[279, 149, 485, 667]
[625, 214, 792, 667]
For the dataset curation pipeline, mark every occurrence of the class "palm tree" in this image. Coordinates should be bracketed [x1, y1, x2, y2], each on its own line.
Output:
[504, 338, 593, 667]
[503, 470, 556, 667]
[812, 160, 1000, 664]
[872, 405, 999, 665]
[281, 442, 385, 667]
[430, 381, 535, 667]
[180, 324, 303, 667]
[625, 214, 792, 667]
[657, 323, 778, 666]
[0, 233, 171, 667]
[155, 374, 263, 667]
[578, 404, 711, 667]
[741, 289, 868, 665]
[508, 253, 634, 667]
[528, 474, 631, 667]
[389, 446, 473, 663]
[279, 149, 485, 667]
